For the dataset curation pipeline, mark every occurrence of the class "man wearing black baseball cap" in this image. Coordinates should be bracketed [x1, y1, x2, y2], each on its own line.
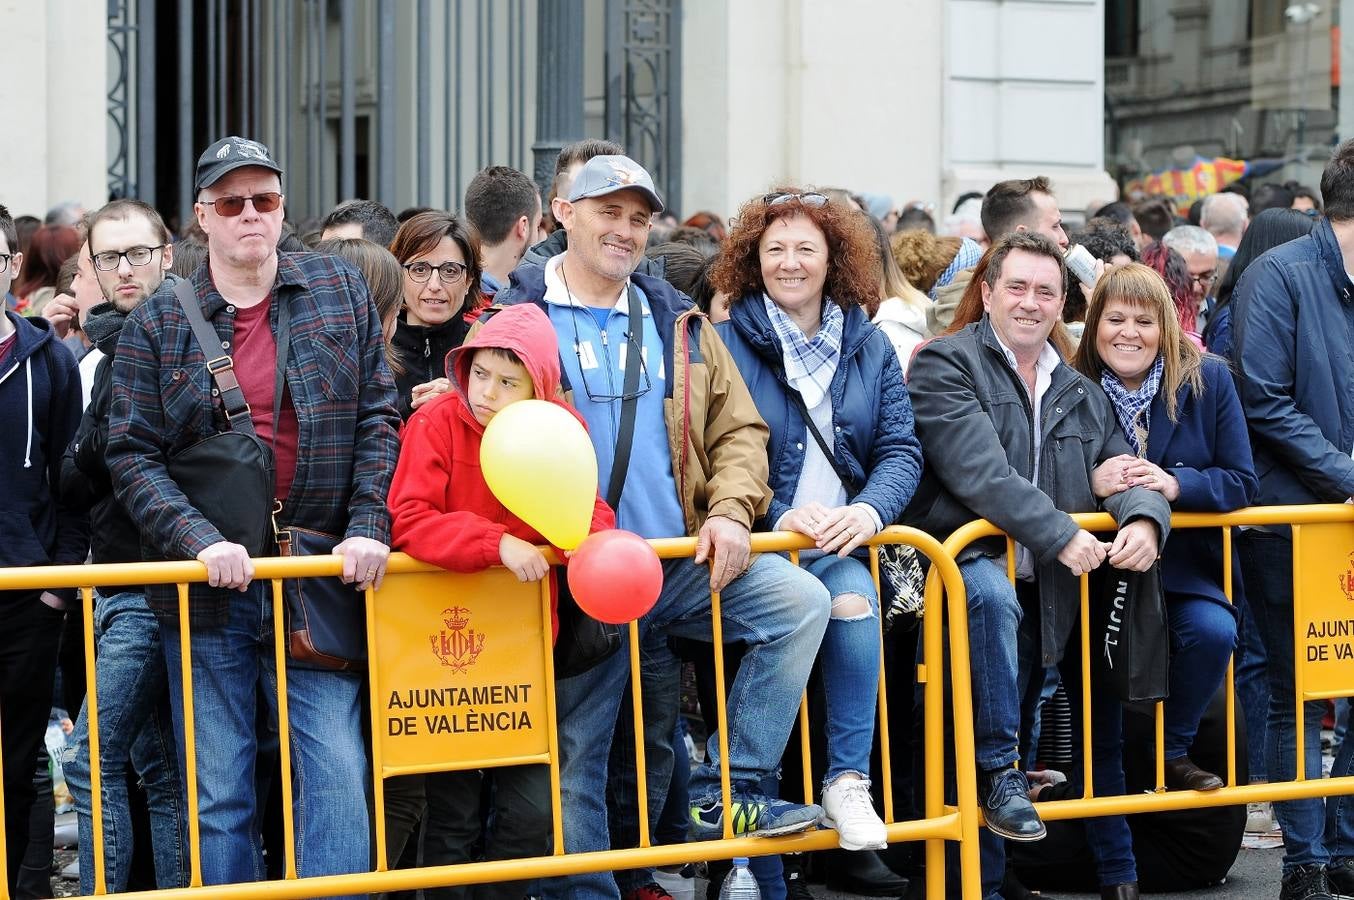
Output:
[106, 137, 400, 891]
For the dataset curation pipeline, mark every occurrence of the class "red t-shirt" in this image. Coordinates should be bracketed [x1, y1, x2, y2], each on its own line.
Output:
[231, 298, 299, 500]
[0, 331, 16, 372]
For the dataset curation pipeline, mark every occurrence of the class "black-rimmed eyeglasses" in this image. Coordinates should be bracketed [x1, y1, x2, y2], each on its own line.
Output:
[403, 260, 469, 284]
[0, 254, 11, 274]
[92, 245, 167, 272]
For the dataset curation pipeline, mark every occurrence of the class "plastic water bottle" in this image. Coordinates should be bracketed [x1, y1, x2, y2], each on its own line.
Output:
[718, 858, 761, 900]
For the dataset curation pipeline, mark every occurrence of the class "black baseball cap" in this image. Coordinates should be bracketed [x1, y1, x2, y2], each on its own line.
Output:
[195, 136, 284, 193]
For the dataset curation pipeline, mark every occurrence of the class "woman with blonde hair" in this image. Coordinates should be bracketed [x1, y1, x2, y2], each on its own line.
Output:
[1075, 263, 1256, 791]
[864, 215, 931, 370]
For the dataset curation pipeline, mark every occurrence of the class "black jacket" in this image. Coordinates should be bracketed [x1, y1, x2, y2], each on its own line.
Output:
[390, 312, 469, 420]
[902, 316, 1171, 665]
[60, 295, 160, 569]
[0, 311, 88, 604]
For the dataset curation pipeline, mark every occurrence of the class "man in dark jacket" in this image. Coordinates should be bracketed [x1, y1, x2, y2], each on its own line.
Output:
[60, 199, 187, 893]
[0, 201, 88, 894]
[905, 232, 1169, 900]
[1233, 139, 1354, 900]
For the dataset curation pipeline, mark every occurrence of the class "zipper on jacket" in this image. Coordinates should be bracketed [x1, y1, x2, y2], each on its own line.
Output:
[424, 336, 433, 380]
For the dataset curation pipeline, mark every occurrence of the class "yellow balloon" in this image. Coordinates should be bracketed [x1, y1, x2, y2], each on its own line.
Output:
[480, 399, 599, 550]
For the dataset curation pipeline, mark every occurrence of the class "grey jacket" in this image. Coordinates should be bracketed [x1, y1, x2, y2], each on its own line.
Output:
[902, 316, 1171, 665]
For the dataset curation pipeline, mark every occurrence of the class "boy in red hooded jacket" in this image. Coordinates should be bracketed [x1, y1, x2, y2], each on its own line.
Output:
[387, 302, 613, 893]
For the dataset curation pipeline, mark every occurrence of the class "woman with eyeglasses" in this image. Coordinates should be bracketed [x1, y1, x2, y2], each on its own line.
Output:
[1074, 263, 1256, 793]
[388, 211, 482, 419]
[709, 189, 923, 851]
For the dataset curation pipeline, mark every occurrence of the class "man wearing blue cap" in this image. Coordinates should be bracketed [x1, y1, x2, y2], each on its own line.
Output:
[495, 154, 831, 900]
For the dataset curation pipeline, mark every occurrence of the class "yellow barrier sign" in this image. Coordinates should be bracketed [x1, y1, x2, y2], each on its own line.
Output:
[1295, 521, 1354, 699]
[372, 569, 549, 770]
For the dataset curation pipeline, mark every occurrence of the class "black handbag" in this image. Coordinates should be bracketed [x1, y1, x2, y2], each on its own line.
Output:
[1094, 563, 1170, 703]
[166, 280, 275, 557]
[269, 297, 367, 671]
[552, 284, 646, 679]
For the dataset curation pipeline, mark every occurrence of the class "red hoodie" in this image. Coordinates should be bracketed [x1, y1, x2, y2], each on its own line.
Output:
[388, 304, 615, 641]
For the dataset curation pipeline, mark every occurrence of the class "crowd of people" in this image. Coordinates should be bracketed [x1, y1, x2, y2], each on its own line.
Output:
[1, 130, 1352, 900]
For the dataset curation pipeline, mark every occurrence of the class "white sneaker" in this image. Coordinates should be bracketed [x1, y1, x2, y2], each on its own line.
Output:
[1246, 800, 1277, 834]
[821, 777, 887, 851]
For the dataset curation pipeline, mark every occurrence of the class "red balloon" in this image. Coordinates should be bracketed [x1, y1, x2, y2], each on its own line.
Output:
[566, 530, 663, 624]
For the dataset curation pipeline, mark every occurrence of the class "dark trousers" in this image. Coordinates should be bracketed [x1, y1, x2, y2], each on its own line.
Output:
[1, 593, 65, 894]
[423, 765, 551, 900]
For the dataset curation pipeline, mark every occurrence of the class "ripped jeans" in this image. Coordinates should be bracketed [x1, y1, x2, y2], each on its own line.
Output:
[803, 553, 880, 784]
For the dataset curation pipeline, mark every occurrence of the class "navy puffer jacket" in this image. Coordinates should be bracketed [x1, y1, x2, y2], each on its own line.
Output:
[717, 296, 923, 530]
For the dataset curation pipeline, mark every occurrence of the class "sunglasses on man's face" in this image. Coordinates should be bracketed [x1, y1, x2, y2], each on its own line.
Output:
[201, 192, 284, 217]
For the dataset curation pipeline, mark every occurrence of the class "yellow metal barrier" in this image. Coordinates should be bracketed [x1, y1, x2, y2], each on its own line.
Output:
[0, 527, 982, 900]
[939, 504, 1354, 844]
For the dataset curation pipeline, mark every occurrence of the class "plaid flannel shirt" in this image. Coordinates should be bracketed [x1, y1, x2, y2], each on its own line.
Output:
[106, 252, 400, 626]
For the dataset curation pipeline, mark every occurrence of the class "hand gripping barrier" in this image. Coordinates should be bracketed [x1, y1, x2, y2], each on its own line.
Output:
[940, 505, 1354, 845]
[0, 526, 983, 900]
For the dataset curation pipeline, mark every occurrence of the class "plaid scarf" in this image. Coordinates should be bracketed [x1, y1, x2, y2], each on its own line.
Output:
[928, 237, 983, 301]
[764, 294, 843, 408]
[1100, 355, 1165, 456]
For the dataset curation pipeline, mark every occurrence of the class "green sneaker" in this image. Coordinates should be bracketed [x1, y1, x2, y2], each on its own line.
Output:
[689, 790, 822, 839]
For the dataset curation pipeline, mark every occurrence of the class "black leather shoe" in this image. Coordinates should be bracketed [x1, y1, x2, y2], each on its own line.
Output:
[1101, 882, 1139, 900]
[980, 767, 1046, 842]
[824, 849, 909, 897]
[1282, 864, 1334, 900]
[1163, 755, 1224, 791]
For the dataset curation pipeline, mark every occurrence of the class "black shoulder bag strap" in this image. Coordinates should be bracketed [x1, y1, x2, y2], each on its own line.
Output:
[605, 282, 644, 510]
[272, 294, 292, 442]
[784, 384, 862, 496]
[174, 278, 258, 439]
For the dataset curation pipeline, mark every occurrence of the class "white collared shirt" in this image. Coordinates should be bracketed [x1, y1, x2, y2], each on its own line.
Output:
[990, 333, 1062, 580]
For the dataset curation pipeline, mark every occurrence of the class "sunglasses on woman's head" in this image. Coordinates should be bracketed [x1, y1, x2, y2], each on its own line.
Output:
[763, 191, 829, 208]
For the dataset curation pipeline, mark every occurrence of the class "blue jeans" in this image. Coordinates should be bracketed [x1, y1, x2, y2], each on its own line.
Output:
[804, 553, 880, 782]
[956, 557, 1023, 771]
[1239, 530, 1354, 872]
[63, 591, 187, 893]
[958, 559, 1134, 895]
[159, 584, 369, 891]
[544, 552, 830, 900]
[1235, 584, 1271, 782]
[1163, 593, 1237, 760]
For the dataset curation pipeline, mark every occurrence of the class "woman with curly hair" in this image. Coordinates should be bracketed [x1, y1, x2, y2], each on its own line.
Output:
[709, 189, 924, 851]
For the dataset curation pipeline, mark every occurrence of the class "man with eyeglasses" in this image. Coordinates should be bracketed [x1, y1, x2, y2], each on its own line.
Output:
[1162, 226, 1219, 341]
[495, 155, 831, 900]
[105, 136, 400, 892]
[0, 200, 89, 897]
[58, 199, 188, 892]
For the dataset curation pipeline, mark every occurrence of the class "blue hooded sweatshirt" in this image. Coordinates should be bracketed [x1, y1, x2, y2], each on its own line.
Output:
[0, 311, 88, 603]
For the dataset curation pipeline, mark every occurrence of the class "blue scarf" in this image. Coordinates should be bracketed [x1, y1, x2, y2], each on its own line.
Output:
[1101, 355, 1165, 456]
[764, 294, 843, 408]
[928, 238, 983, 301]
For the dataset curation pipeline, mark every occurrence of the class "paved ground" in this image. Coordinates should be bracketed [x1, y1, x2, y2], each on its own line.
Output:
[691, 845, 1283, 900]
